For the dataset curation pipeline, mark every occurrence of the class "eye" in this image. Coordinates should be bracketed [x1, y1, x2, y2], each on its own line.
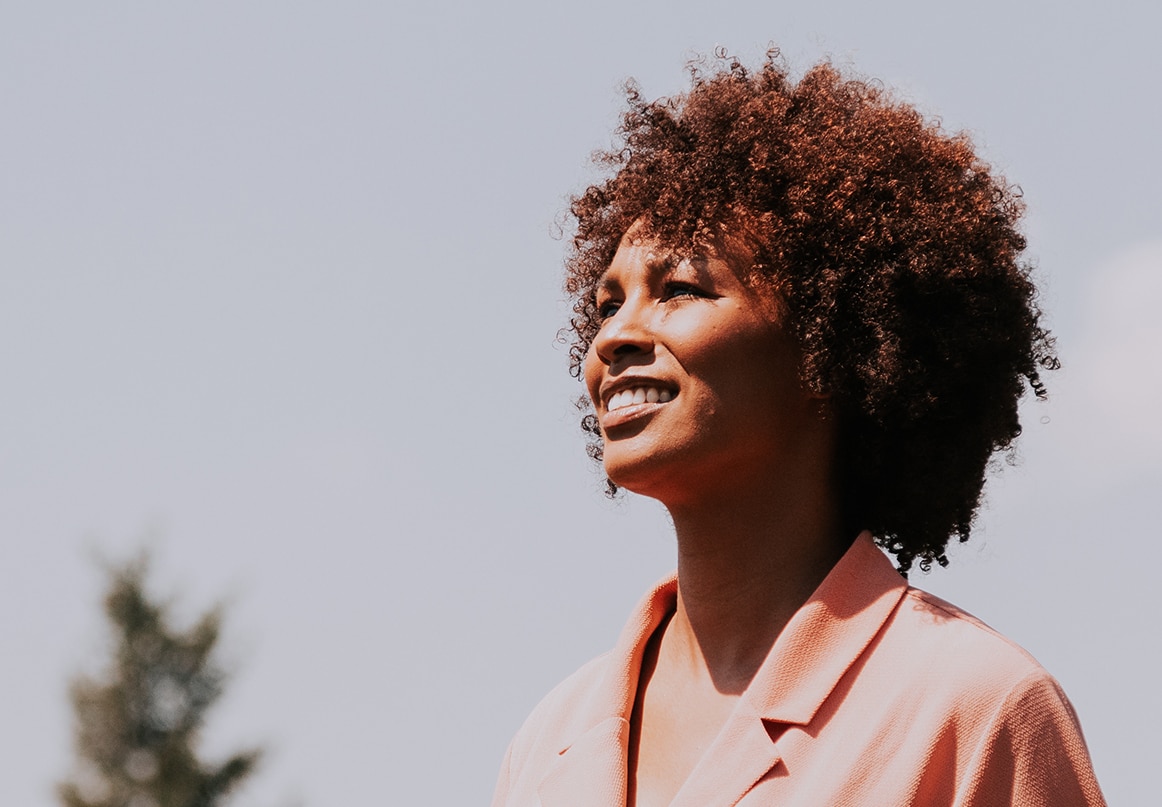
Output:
[662, 281, 707, 301]
[597, 298, 622, 320]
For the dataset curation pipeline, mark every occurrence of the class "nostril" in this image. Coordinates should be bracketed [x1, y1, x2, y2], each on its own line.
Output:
[612, 343, 641, 357]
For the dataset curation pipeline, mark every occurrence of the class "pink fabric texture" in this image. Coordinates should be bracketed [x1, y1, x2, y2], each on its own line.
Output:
[492, 533, 1105, 806]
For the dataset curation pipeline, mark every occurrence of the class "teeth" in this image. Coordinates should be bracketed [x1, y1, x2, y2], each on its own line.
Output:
[607, 386, 675, 412]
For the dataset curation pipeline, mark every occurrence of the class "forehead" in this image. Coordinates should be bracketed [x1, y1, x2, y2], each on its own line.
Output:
[594, 228, 755, 291]
[596, 239, 676, 286]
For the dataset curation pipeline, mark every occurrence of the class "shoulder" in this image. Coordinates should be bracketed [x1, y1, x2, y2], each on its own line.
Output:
[850, 583, 1082, 739]
[494, 573, 677, 804]
[876, 586, 1096, 757]
[897, 583, 1045, 674]
[850, 587, 1105, 803]
[493, 647, 644, 807]
[504, 651, 616, 771]
[891, 585, 1048, 685]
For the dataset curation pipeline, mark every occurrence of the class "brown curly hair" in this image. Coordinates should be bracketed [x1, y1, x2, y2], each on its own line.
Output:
[565, 51, 1058, 574]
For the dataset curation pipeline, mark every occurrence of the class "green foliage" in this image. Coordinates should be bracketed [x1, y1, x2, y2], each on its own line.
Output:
[59, 555, 261, 807]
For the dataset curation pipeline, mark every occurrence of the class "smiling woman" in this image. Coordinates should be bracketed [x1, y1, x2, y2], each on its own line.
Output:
[491, 51, 1106, 807]
[585, 232, 825, 512]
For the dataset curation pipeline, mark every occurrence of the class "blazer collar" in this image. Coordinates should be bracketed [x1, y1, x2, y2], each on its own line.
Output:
[537, 577, 676, 807]
[745, 532, 908, 725]
[537, 532, 907, 807]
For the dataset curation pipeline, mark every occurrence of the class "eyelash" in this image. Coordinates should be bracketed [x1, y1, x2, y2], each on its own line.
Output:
[596, 283, 705, 320]
[597, 300, 621, 320]
[663, 282, 703, 301]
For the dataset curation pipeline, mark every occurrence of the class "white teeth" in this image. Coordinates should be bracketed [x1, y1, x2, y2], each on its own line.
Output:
[606, 386, 675, 412]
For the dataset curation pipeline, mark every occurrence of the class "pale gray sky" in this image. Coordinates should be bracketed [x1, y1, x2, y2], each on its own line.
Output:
[1, 2, 1158, 804]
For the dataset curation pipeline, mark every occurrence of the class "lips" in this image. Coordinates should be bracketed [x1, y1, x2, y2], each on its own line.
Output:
[596, 378, 678, 430]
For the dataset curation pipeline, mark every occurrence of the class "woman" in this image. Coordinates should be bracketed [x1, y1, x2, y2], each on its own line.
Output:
[492, 52, 1105, 807]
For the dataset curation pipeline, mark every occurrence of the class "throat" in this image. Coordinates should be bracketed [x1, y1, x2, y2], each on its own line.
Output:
[628, 612, 741, 807]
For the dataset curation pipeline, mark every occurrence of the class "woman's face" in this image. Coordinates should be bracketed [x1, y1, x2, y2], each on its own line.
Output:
[584, 231, 825, 506]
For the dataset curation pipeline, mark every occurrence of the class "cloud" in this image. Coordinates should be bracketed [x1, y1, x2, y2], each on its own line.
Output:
[1061, 241, 1162, 467]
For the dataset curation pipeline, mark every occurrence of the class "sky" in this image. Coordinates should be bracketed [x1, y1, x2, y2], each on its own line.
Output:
[1, 1, 1159, 804]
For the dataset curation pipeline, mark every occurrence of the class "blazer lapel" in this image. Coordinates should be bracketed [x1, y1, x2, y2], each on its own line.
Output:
[537, 576, 679, 807]
[674, 533, 908, 807]
[536, 717, 630, 807]
[536, 535, 905, 807]
[749, 533, 908, 726]
[668, 703, 784, 807]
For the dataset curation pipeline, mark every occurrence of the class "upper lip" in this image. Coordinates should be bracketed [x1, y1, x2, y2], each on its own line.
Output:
[598, 374, 677, 409]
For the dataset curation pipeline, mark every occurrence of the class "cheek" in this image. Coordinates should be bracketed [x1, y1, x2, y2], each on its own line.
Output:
[696, 327, 804, 407]
[582, 346, 603, 404]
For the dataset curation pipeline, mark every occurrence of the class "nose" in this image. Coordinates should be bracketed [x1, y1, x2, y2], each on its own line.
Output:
[592, 297, 654, 366]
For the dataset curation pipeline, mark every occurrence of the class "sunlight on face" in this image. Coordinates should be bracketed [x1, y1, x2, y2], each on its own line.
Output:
[583, 232, 824, 507]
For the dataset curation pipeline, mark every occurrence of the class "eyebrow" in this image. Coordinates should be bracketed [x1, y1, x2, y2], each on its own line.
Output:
[595, 251, 679, 291]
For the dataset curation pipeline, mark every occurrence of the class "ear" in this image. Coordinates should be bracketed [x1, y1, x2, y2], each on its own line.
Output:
[805, 383, 833, 410]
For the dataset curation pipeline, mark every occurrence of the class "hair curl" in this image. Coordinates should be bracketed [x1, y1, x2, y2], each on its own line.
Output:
[565, 51, 1058, 574]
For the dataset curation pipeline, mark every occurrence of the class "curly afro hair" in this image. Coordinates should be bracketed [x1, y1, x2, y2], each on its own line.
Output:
[565, 51, 1058, 574]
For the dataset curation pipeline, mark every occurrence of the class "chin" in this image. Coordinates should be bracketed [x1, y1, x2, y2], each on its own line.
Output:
[602, 444, 692, 502]
[602, 450, 658, 495]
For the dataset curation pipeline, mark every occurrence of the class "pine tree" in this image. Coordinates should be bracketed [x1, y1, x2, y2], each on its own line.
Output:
[59, 555, 261, 807]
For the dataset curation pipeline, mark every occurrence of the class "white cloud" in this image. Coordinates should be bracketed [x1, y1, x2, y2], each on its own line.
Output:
[1061, 241, 1162, 465]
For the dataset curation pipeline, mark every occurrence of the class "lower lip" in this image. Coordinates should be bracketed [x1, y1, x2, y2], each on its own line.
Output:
[601, 400, 671, 431]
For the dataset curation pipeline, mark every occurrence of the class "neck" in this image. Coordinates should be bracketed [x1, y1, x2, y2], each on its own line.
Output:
[661, 463, 847, 695]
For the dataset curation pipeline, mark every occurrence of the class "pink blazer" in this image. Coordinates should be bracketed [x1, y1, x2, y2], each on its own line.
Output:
[492, 534, 1105, 807]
